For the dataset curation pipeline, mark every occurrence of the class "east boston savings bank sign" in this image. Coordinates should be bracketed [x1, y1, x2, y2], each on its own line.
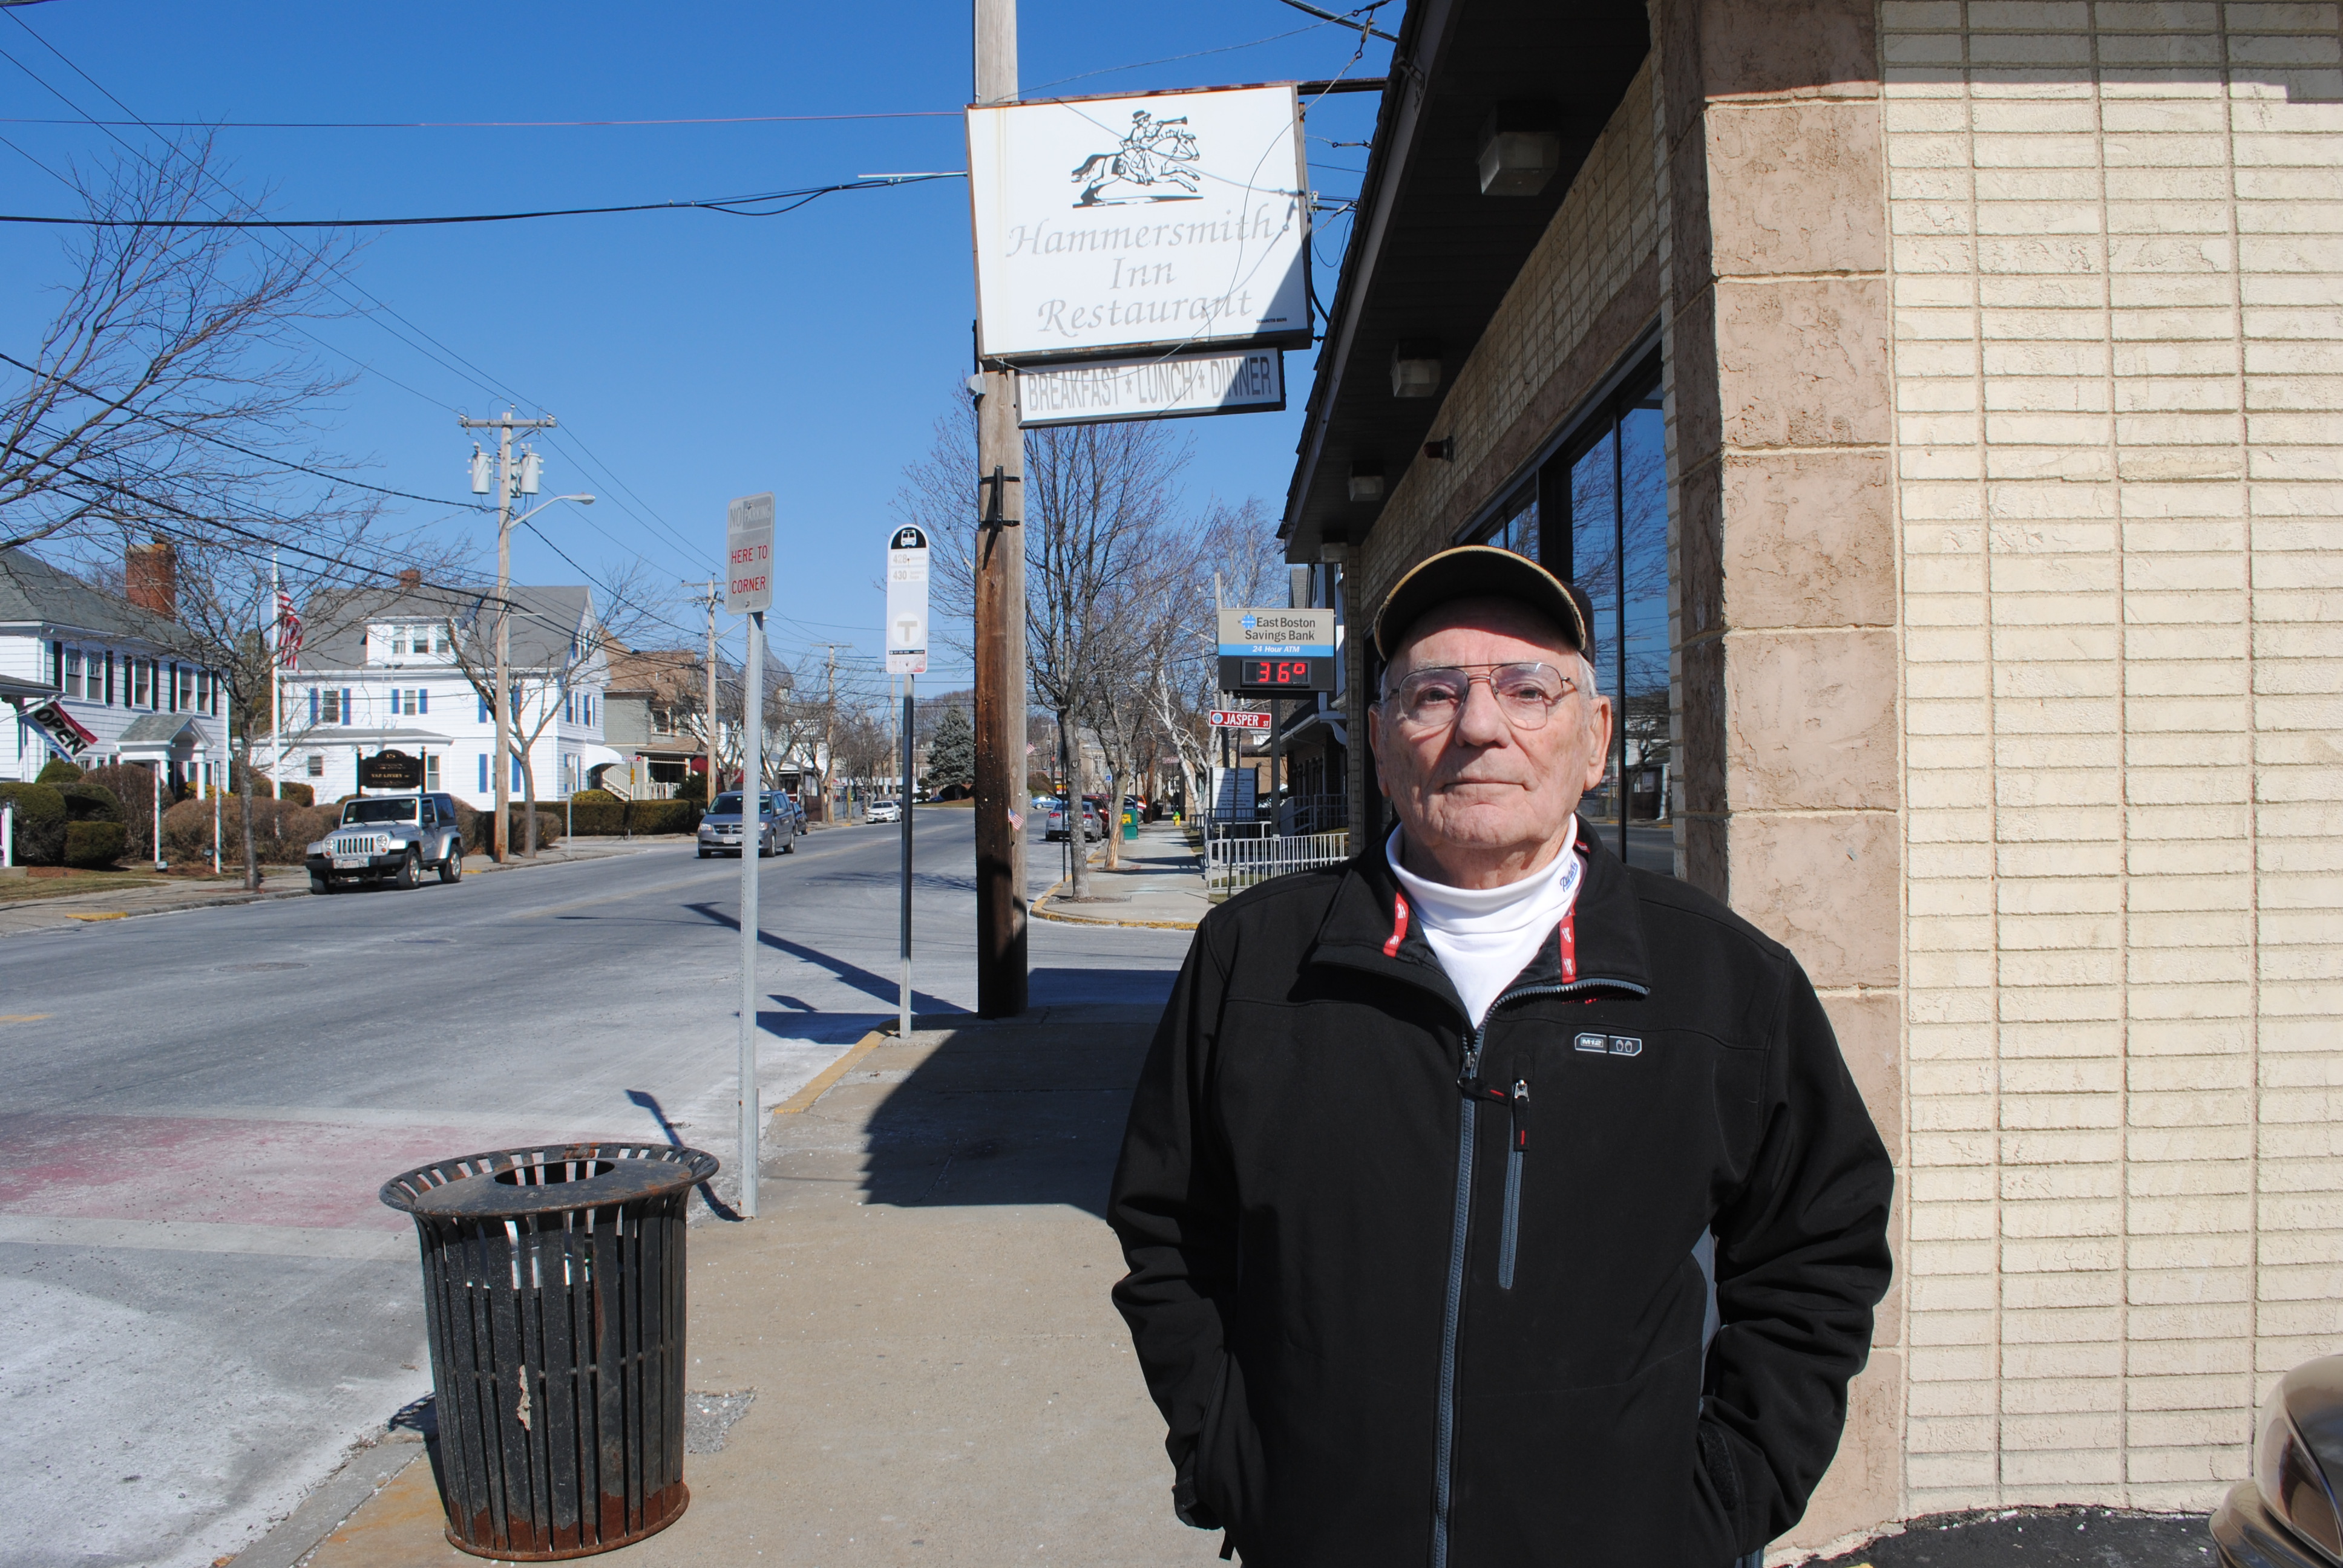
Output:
[966, 86, 1311, 374]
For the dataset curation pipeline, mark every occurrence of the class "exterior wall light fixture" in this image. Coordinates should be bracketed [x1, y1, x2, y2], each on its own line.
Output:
[1391, 341, 1443, 399]
[1348, 461, 1386, 503]
[1477, 103, 1562, 197]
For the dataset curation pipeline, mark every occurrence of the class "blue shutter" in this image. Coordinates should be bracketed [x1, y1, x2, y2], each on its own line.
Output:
[310, 688, 320, 726]
[418, 687, 428, 716]
[478, 753, 488, 792]
[479, 692, 489, 723]
[341, 688, 351, 725]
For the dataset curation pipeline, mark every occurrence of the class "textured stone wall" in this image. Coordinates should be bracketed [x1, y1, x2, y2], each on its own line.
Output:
[1657, 0, 1906, 1549]
[1884, 0, 2343, 1519]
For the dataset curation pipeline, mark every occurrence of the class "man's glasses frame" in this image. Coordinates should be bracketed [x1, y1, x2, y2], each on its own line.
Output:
[1379, 661, 1582, 731]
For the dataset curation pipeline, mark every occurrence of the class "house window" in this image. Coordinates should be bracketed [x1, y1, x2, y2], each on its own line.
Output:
[133, 659, 152, 709]
[317, 688, 346, 725]
[307, 754, 324, 777]
[63, 648, 84, 700]
[195, 669, 210, 710]
[564, 692, 574, 725]
[425, 755, 441, 790]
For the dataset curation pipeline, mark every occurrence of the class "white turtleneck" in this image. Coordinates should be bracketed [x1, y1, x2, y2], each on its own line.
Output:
[1385, 822, 1585, 1027]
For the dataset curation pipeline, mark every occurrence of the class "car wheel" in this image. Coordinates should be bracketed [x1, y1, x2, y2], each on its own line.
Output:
[782, 833, 795, 854]
[392, 849, 419, 889]
[439, 848, 463, 884]
[309, 874, 330, 895]
[697, 848, 711, 859]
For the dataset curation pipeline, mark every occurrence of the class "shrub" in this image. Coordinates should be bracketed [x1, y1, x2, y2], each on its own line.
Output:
[163, 797, 335, 867]
[0, 782, 68, 865]
[673, 772, 708, 805]
[450, 802, 562, 854]
[63, 820, 125, 868]
[277, 780, 314, 807]
[565, 799, 701, 836]
[59, 782, 125, 823]
[36, 759, 83, 785]
[572, 788, 621, 805]
[80, 763, 157, 864]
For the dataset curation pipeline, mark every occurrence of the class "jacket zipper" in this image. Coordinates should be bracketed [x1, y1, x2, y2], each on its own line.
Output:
[1498, 1080, 1529, 1291]
[1429, 977, 1638, 1568]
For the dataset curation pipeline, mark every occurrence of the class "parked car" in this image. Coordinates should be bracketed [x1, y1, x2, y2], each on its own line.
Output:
[867, 799, 902, 825]
[2212, 1354, 2343, 1567]
[1044, 798, 1101, 841]
[305, 792, 464, 892]
[696, 790, 801, 858]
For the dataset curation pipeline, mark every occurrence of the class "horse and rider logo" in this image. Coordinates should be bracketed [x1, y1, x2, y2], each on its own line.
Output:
[1070, 110, 1203, 207]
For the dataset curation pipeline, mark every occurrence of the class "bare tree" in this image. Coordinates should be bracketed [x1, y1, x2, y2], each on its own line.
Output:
[0, 136, 359, 554]
[446, 560, 663, 854]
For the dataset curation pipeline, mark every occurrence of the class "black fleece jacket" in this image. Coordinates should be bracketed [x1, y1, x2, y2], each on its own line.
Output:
[1107, 824, 1893, 1567]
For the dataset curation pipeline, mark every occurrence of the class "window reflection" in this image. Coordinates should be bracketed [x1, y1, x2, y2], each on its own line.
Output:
[1558, 356, 1669, 874]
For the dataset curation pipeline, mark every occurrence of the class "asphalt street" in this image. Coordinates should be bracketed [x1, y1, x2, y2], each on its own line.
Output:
[0, 809, 1190, 1568]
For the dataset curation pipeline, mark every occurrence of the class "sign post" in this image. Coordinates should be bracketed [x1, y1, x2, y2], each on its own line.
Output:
[725, 492, 775, 1218]
[886, 525, 930, 1040]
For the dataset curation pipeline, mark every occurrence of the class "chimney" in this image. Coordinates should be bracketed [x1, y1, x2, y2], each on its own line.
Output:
[398, 568, 422, 589]
[125, 537, 176, 621]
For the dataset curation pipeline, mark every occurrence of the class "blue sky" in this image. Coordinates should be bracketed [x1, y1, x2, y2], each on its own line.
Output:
[0, 1, 1391, 699]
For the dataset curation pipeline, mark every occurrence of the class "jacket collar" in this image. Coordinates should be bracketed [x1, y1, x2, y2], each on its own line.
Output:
[1309, 816, 1652, 1016]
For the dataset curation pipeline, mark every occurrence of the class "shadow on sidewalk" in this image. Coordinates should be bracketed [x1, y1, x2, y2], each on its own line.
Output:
[851, 997, 1164, 1221]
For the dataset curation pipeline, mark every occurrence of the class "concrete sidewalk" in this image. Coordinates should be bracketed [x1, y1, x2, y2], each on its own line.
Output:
[287, 1004, 1222, 1568]
[1032, 822, 1212, 930]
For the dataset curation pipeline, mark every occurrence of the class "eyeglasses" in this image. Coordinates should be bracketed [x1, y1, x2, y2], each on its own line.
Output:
[1381, 662, 1579, 731]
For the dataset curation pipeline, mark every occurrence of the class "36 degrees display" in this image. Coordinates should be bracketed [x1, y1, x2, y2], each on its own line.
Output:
[1217, 655, 1334, 694]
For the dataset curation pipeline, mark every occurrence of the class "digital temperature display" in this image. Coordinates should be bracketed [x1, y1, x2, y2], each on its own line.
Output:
[1218, 655, 1335, 694]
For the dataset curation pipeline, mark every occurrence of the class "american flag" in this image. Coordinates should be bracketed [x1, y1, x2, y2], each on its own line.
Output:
[274, 588, 303, 668]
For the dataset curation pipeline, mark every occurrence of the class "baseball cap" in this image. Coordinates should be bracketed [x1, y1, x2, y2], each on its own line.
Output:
[1371, 544, 1597, 664]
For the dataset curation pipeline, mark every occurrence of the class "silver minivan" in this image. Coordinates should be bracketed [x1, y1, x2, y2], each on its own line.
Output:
[696, 790, 802, 858]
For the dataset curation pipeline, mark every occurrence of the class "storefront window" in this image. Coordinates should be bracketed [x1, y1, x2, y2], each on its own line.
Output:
[1550, 353, 1668, 873]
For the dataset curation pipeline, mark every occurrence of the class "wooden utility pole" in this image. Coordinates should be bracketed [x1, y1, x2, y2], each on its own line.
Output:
[686, 578, 719, 794]
[814, 642, 845, 822]
[459, 409, 556, 862]
[973, 0, 1027, 1018]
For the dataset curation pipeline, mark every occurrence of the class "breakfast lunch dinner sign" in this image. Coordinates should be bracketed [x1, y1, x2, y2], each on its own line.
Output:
[966, 85, 1311, 365]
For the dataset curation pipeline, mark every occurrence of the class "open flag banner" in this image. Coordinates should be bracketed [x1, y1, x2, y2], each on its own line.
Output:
[25, 699, 96, 759]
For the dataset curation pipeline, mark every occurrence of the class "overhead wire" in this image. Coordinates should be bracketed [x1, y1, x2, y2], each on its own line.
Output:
[0, 18, 721, 587]
[0, 171, 966, 229]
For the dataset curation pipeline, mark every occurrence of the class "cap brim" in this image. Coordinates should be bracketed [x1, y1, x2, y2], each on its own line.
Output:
[1371, 545, 1594, 663]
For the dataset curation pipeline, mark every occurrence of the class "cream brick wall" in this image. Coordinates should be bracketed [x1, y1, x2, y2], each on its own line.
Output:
[1884, 0, 2343, 1514]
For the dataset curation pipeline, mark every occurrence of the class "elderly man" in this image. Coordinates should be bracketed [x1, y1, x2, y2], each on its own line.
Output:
[1108, 546, 1892, 1567]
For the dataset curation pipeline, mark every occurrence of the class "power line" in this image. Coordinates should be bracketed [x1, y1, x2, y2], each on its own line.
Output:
[0, 110, 962, 129]
[0, 171, 966, 229]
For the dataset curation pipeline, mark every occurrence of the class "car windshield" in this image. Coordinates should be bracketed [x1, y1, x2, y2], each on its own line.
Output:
[344, 799, 417, 823]
[711, 793, 743, 814]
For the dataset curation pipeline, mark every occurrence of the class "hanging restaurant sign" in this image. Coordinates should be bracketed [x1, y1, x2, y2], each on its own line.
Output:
[966, 85, 1311, 367]
[1018, 347, 1284, 427]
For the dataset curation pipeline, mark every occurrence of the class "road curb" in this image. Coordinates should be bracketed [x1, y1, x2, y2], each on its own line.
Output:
[772, 1026, 889, 1117]
[1031, 875, 1201, 931]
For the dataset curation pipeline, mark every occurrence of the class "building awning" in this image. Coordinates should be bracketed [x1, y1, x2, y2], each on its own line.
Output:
[1282, 0, 1652, 564]
[0, 671, 59, 707]
[296, 728, 455, 746]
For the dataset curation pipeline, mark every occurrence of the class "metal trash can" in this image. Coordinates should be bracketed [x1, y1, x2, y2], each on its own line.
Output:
[381, 1142, 719, 1560]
